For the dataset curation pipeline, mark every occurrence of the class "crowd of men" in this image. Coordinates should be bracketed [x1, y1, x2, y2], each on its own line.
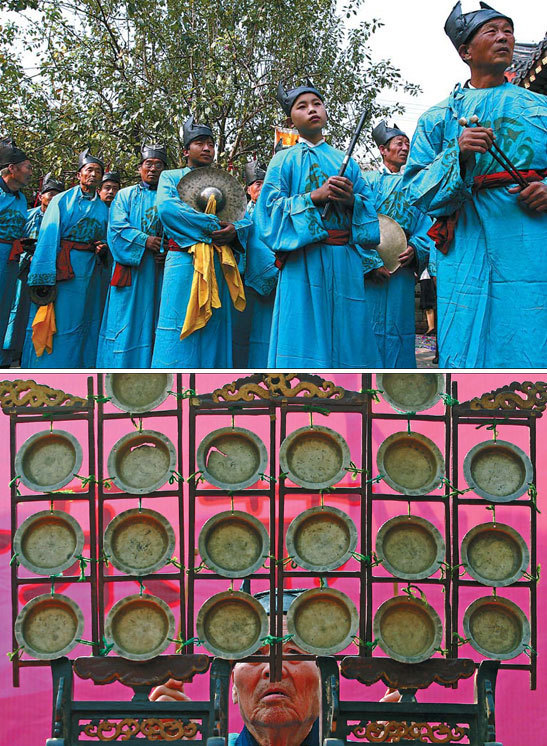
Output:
[0, 1, 545, 370]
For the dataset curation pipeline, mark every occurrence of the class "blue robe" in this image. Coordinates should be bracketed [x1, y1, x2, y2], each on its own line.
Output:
[255, 140, 382, 368]
[0, 179, 28, 363]
[21, 185, 108, 368]
[403, 81, 547, 368]
[244, 198, 278, 368]
[97, 182, 163, 367]
[2, 205, 42, 364]
[362, 169, 431, 368]
[151, 167, 251, 368]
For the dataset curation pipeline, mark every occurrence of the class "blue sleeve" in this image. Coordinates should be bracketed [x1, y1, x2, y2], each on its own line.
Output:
[107, 190, 147, 266]
[28, 192, 64, 286]
[355, 168, 385, 273]
[407, 208, 433, 276]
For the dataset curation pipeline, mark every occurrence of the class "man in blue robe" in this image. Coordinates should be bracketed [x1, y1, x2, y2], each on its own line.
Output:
[362, 122, 432, 367]
[0, 138, 32, 366]
[152, 116, 250, 368]
[2, 172, 64, 365]
[22, 149, 109, 367]
[403, 2, 547, 368]
[97, 144, 168, 367]
[98, 171, 121, 208]
[255, 83, 382, 368]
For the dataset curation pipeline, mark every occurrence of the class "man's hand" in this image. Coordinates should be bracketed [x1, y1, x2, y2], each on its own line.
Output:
[365, 266, 391, 284]
[146, 236, 163, 252]
[149, 678, 191, 703]
[311, 176, 355, 208]
[398, 245, 415, 267]
[458, 126, 494, 161]
[211, 222, 237, 245]
[508, 181, 547, 213]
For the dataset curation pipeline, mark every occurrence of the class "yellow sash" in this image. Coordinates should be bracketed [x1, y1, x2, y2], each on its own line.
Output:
[31, 302, 56, 356]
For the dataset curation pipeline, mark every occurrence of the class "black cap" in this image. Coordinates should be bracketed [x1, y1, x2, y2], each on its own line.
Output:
[276, 81, 324, 117]
[140, 143, 168, 165]
[444, 2, 513, 49]
[183, 115, 215, 149]
[41, 172, 64, 194]
[252, 588, 307, 614]
[101, 171, 121, 185]
[244, 160, 266, 187]
[0, 137, 29, 168]
[372, 121, 408, 147]
[78, 148, 104, 172]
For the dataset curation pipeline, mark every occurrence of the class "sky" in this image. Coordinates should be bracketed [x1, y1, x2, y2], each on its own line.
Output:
[359, 0, 546, 139]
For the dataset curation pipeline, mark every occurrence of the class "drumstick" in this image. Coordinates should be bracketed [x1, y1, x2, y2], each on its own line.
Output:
[458, 116, 528, 188]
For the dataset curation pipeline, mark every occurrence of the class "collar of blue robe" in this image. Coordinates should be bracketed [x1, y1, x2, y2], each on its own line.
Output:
[372, 121, 407, 147]
[276, 81, 324, 116]
[101, 171, 121, 185]
[41, 172, 64, 194]
[244, 160, 266, 186]
[0, 175, 20, 196]
[140, 180, 158, 191]
[78, 148, 105, 172]
[141, 142, 168, 165]
[444, 1, 513, 49]
[0, 137, 29, 168]
[183, 115, 215, 148]
[234, 719, 319, 746]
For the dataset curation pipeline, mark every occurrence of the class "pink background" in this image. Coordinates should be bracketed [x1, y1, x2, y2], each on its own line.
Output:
[1, 372, 545, 744]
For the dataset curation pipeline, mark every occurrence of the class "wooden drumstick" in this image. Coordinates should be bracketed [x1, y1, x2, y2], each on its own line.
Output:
[458, 116, 528, 188]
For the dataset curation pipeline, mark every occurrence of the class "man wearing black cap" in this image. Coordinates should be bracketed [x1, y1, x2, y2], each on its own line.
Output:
[0, 138, 32, 365]
[97, 144, 168, 367]
[403, 2, 547, 368]
[1, 172, 64, 366]
[98, 171, 121, 207]
[254, 82, 382, 368]
[21, 148, 108, 367]
[151, 116, 250, 367]
[361, 122, 432, 367]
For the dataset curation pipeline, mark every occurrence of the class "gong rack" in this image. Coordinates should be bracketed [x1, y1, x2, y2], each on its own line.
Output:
[4, 373, 541, 745]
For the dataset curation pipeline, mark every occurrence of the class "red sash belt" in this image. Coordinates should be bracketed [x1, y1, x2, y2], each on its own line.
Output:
[0, 238, 24, 261]
[167, 238, 187, 252]
[56, 239, 96, 281]
[111, 263, 132, 287]
[427, 168, 547, 254]
[274, 229, 351, 270]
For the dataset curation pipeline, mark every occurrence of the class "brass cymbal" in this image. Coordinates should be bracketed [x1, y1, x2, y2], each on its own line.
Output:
[375, 213, 407, 273]
[177, 166, 247, 222]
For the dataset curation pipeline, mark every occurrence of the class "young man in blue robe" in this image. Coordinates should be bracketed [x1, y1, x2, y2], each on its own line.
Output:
[22, 149, 109, 367]
[403, 2, 547, 368]
[97, 144, 168, 368]
[0, 138, 32, 366]
[98, 171, 121, 208]
[362, 122, 432, 368]
[255, 83, 382, 368]
[151, 116, 250, 368]
[2, 172, 64, 365]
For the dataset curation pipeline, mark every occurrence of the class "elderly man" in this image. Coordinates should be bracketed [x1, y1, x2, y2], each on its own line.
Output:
[403, 1, 547, 368]
[21, 148, 108, 367]
[0, 138, 32, 365]
[97, 144, 167, 367]
[98, 171, 121, 207]
[362, 122, 432, 367]
[151, 116, 249, 368]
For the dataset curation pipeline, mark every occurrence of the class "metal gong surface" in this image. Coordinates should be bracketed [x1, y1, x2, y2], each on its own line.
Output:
[377, 432, 444, 496]
[461, 522, 529, 587]
[374, 214, 408, 273]
[376, 515, 445, 581]
[13, 510, 84, 576]
[196, 591, 268, 659]
[108, 430, 177, 495]
[197, 427, 267, 490]
[15, 593, 84, 660]
[177, 166, 247, 223]
[463, 597, 530, 660]
[286, 588, 358, 655]
[377, 373, 445, 413]
[104, 508, 176, 576]
[285, 506, 358, 572]
[198, 510, 269, 578]
[15, 430, 83, 493]
[463, 440, 533, 503]
[373, 596, 442, 664]
[105, 594, 175, 660]
[105, 373, 174, 413]
[279, 426, 351, 490]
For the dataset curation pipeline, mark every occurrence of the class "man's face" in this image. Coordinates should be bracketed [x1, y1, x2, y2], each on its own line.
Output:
[232, 622, 320, 734]
[380, 135, 410, 173]
[184, 136, 215, 168]
[9, 160, 33, 188]
[460, 18, 515, 72]
[78, 163, 103, 191]
[140, 158, 165, 185]
[98, 180, 120, 204]
[289, 93, 327, 139]
[247, 180, 263, 202]
[40, 189, 60, 211]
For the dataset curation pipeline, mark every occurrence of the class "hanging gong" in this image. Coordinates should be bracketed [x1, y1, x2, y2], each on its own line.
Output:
[279, 425, 351, 490]
[463, 597, 530, 660]
[377, 373, 445, 413]
[374, 214, 408, 273]
[463, 439, 533, 503]
[461, 522, 529, 587]
[376, 432, 444, 496]
[373, 596, 443, 664]
[105, 373, 174, 413]
[286, 587, 358, 655]
[14, 593, 84, 660]
[15, 429, 83, 493]
[13, 510, 85, 576]
[375, 515, 445, 581]
[196, 591, 268, 659]
[177, 166, 247, 223]
[105, 593, 175, 660]
[107, 430, 177, 495]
